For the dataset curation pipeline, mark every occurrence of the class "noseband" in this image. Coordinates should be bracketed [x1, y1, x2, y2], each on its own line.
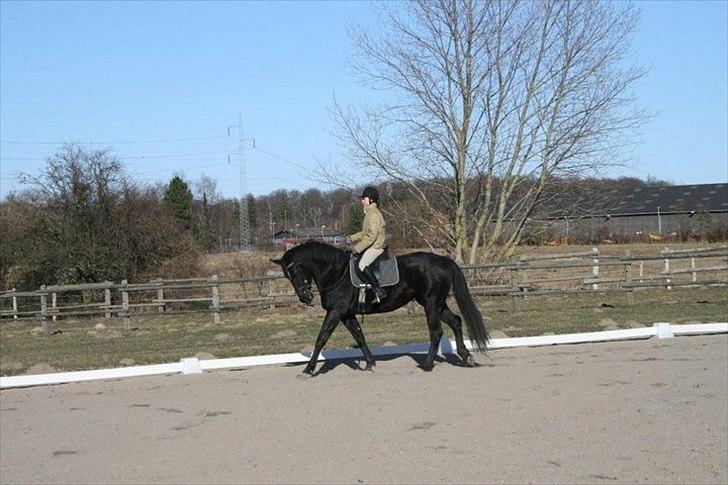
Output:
[286, 262, 313, 299]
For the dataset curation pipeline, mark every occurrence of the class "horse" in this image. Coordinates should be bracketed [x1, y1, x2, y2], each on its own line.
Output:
[270, 241, 490, 376]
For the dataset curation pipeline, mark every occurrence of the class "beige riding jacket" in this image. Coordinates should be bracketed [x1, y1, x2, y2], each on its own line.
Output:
[348, 203, 387, 254]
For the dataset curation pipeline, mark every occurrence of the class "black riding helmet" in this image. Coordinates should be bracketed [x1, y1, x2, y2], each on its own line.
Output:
[359, 186, 380, 203]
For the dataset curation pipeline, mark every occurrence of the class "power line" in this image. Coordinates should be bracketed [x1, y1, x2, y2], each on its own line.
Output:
[0, 135, 229, 145]
[3, 163, 294, 181]
[122, 150, 230, 160]
[2, 141, 310, 169]
[0, 157, 44, 161]
[0, 108, 236, 118]
[128, 162, 230, 176]
[252, 146, 308, 171]
[0, 150, 232, 162]
[2, 165, 290, 180]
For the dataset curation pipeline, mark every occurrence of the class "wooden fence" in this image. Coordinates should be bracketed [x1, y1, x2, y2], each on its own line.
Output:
[1, 246, 726, 331]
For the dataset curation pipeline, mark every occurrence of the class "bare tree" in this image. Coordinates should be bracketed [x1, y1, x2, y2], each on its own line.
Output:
[333, 0, 646, 262]
[194, 175, 219, 204]
[4, 144, 200, 287]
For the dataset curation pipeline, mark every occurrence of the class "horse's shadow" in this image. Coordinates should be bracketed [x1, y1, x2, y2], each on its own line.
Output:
[286, 352, 479, 376]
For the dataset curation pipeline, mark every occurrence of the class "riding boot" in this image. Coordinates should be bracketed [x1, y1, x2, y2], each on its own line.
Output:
[362, 266, 387, 303]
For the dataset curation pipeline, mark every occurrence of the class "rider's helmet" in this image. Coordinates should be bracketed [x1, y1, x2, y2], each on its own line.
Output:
[359, 186, 380, 204]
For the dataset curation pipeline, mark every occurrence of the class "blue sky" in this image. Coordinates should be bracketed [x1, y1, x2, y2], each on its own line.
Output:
[1, 0, 726, 198]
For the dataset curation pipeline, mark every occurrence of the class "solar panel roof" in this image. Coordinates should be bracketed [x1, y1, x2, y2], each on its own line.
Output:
[537, 183, 727, 219]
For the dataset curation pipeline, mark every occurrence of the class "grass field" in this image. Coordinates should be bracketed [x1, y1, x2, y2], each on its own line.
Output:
[1, 286, 725, 376]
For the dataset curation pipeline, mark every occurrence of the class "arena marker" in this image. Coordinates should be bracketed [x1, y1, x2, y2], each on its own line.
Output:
[438, 335, 454, 356]
[181, 357, 203, 374]
[654, 322, 674, 339]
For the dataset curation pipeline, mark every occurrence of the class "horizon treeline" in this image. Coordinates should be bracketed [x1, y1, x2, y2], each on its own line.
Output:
[1, 144, 675, 289]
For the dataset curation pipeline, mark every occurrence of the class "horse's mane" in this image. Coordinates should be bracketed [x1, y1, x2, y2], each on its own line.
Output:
[287, 240, 346, 264]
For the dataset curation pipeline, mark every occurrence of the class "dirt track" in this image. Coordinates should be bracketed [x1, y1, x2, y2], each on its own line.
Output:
[1, 335, 727, 484]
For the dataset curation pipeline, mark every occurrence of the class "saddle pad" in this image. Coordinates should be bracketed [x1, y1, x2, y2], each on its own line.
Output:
[349, 253, 400, 288]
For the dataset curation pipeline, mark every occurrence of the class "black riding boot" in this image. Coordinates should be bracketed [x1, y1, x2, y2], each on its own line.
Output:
[362, 266, 387, 303]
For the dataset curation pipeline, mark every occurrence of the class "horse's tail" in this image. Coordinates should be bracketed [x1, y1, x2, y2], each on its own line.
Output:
[451, 262, 490, 351]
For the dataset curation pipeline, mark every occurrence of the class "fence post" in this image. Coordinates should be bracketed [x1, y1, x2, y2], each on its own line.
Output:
[121, 279, 130, 330]
[691, 257, 697, 283]
[624, 250, 635, 304]
[104, 283, 111, 319]
[40, 285, 50, 334]
[211, 274, 221, 324]
[268, 279, 276, 312]
[156, 281, 165, 313]
[510, 261, 523, 311]
[12, 288, 18, 320]
[591, 247, 599, 290]
[51, 291, 58, 322]
[663, 257, 672, 290]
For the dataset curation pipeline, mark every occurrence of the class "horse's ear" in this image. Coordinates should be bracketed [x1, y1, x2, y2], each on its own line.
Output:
[270, 258, 282, 265]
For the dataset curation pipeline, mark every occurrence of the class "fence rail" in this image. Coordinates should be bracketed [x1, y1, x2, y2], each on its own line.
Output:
[1, 246, 726, 330]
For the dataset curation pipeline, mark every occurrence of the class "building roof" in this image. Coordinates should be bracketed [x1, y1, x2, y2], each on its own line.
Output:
[538, 183, 727, 219]
[607, 183, 727, 216]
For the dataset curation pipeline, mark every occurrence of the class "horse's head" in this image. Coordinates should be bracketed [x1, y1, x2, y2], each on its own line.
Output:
[270, 256, 315, 306]
[271, 241, 347, 306]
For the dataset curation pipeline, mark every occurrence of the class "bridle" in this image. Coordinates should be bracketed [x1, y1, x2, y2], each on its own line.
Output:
[286, 261, 314, 301]
[286, 257, 350, 298]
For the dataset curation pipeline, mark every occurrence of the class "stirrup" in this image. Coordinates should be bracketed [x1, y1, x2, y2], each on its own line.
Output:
[357, 285, 368, 313]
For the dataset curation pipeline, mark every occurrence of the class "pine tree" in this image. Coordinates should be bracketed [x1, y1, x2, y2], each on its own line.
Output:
[247, 194, 258, 229]
[163, 176, 193, 230]
[197, 192, 217, 250]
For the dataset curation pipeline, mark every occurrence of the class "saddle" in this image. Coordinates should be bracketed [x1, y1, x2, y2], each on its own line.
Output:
[349, 247, 400, 288]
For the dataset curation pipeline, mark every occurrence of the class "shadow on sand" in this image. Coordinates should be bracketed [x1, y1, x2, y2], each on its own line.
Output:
[285, 352, 481, 376]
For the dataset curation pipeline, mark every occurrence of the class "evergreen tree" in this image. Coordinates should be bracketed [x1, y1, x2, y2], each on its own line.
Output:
[197, 192, 217, 250]
[247, 194, 258, 229]
[164, 176, 193, 229]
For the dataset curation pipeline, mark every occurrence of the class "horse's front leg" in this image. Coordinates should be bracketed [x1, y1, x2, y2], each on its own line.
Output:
[422, 304, 444, 371]
[341, 316, 376, 371]
[302, 309, 340, 376]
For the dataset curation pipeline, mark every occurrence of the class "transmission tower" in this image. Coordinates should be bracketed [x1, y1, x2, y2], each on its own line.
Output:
[228, 112, 255, 251]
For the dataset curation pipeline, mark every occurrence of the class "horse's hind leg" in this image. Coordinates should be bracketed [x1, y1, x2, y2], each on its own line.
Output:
[441, 306, 474, 367]
[341, 316, 376, 371]
[422, 304, 444, 372]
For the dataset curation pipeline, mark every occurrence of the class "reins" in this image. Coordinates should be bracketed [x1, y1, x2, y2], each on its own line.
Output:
[287, 256, 351, 294]
[318, 262, 351, 292]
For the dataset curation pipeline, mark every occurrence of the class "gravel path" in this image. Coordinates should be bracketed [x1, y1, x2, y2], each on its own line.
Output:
[1, 334, 726, 484]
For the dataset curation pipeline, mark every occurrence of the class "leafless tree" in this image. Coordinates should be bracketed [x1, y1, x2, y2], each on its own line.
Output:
[194, 175, 219, 204]
[2, 144, 200, 287]
[332, 0, 647, 262]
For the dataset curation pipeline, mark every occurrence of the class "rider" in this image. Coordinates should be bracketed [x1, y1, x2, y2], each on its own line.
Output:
[347, 186, 388, 302]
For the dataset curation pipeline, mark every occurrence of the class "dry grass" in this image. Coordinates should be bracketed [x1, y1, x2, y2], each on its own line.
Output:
[200, 251, 276, 279]
[201, 242, 726, 280]
[1, 286, 725, 376]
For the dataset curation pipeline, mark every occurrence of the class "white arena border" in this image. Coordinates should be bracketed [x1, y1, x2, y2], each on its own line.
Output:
[1, 322, 726, 389]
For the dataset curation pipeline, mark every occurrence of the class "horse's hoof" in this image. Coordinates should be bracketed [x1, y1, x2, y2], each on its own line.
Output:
[299, 368, 315, 378]
[463, 354, 475, 367]
[364, 362, 376, 372]
[420, 363, 435, 372]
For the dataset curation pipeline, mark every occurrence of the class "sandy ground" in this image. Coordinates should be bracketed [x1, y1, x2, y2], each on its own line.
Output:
[1, 335, 727, 484]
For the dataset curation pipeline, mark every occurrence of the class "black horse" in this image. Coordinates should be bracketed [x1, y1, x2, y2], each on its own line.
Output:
[271, 241, 489, 375]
